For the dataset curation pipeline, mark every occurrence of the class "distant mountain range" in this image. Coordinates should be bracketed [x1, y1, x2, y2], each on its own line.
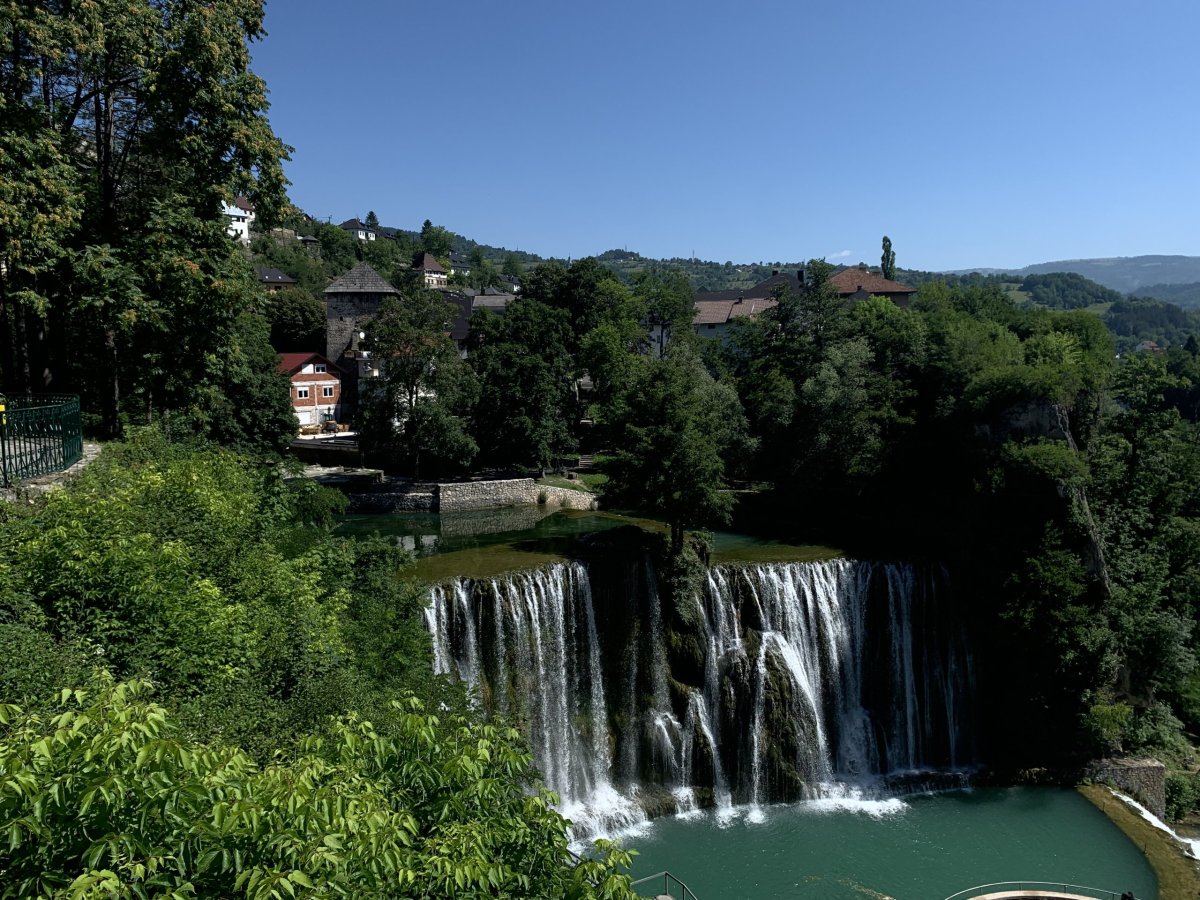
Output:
[949, 255, 1200, 294]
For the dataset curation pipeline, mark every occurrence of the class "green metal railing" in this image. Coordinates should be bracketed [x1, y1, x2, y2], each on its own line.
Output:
[0, 394, 83, 488]
[631, 870, 700, 900]
[942, 882, 1132, 900]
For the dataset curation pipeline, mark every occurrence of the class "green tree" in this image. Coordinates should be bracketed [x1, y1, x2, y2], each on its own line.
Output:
[0, 431, 457, 754]
[607, 343, 751, 552]
[266, 286, 326, 352]
[0, 676, 639, 899]
[359, 291, 478, 476]
[317, 223, 358, 275]
[1, 0, 291, 442]
[636, 270, 695, 334]
[419, 219, 453, 260]
[365, 210, 380, 228]
[502, 252, 525, 278]
[469, 300, 576, 471]
[881, 235, 896, 281]
[201, 311, 300, 454]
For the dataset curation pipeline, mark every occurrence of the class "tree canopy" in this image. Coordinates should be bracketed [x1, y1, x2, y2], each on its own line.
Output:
[358, 291, 478, 476]
[2, 0, 293, 446]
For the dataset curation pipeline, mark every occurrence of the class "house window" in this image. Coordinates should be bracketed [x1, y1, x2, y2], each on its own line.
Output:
[322, 386, 335, 398]
[314, 363, 326, 373]
[296, 387, 310, 399]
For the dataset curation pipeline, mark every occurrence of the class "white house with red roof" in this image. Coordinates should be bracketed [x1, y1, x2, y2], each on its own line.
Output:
[277, 352, 343, 427]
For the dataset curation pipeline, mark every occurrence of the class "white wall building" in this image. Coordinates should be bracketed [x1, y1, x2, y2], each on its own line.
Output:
[222, 197, 256, 244]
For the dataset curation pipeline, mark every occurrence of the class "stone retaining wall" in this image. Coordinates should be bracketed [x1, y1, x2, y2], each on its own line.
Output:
[437, 478, 596, 512]
[347, 491, 436, 513]
[326, 473, 597, 514]
[1086, 757, 1165, 820]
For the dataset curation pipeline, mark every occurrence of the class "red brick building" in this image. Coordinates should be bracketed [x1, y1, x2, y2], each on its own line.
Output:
[277, 352, 343, 428]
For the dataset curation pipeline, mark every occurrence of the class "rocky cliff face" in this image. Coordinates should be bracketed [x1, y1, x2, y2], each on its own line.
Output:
[426, 549, 975, 838]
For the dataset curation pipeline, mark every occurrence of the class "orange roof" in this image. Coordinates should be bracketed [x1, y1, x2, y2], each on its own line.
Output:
[729, 298, 778, 319]
[692, 298, 778, 326]
[694, 301, 734, 325]
[827, 268, 915, 296]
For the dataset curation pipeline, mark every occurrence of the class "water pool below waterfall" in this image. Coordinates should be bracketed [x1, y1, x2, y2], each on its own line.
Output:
[627, 787, 1155, 900]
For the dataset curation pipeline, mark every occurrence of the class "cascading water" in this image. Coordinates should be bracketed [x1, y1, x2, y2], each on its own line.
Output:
[428, 562, 645, 838]
[425, 556, 974, 840]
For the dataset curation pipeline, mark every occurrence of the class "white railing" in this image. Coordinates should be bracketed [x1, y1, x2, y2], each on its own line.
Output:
[942, 882, 1130, 900]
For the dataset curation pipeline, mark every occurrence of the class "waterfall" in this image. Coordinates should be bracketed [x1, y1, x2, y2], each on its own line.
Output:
[425, 562, 644, 839]
[425, 557, 973, 839]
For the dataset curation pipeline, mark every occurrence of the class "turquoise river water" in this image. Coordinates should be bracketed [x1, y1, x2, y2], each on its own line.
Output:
[337, 511, 1159, 899]
[626, 787, 1155, 900]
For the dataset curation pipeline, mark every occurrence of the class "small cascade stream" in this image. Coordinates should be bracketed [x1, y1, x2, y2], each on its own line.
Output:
[426, 557, 974, 840]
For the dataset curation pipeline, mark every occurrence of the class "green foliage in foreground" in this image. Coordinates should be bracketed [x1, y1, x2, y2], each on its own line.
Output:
[0, 433, 639, 894]
[0, 676, 636, 899]
[0, 430, 447, 755]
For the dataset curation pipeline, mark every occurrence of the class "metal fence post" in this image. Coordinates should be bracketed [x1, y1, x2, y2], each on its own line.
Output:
[0, 398, 8, 488]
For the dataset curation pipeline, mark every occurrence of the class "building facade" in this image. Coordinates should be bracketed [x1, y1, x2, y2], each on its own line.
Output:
[278, 352, 343, 427]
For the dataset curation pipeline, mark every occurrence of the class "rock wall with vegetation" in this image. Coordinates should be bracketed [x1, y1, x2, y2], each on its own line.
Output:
[1087, 759, 1167, 820]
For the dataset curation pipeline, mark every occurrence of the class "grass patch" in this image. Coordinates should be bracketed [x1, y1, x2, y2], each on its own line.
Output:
[538, 472, 608, 494]
[710, 541, 843, 566]
[412, 545, 567, 583]
[1006, 289, 1033, 305]
[1078, 783, 1200, 899]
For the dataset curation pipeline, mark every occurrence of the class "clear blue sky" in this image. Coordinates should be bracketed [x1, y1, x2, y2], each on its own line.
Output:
[251, 0, 1199, 271]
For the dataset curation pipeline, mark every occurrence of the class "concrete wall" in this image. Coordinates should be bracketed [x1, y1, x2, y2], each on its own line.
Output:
[1086, 758, 1166, 820]
[437, 478, 597, 512]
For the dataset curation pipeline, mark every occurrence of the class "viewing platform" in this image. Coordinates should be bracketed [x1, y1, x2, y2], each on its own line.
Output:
[944, 883, 1136, 900]
[0, 394, 83, 488]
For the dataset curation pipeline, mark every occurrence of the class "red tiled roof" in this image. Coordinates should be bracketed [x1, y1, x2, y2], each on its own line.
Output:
[277, 352, 337, 375]
[693, 297, 779, 326]
[232, 195, 255, 213]
[729, 298, 778, 319]
[827, 268, 915, 295]
[693, 301, 734, 325]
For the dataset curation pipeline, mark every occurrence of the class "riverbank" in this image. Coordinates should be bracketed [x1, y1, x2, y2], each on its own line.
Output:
[1078, 784, 1200, 899]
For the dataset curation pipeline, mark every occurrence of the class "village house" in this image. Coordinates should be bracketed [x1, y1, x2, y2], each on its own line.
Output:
[827, 264, 918, 307]
[222, 196, 255, 244]
[278, 352, 343, 428]
[413, 251, 449, 289]
[448, 251, 472, 277]
[339, 218, 377, 241]
[446, 287, 515, 355]
[255, 266, 297, 293]
[649, 264, 917, 353]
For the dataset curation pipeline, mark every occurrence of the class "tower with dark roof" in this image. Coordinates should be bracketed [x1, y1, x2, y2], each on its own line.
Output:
[323, 261, 400, 365]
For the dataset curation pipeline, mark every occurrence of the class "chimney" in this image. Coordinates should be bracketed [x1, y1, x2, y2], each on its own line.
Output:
[771, 268, 779, 277]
